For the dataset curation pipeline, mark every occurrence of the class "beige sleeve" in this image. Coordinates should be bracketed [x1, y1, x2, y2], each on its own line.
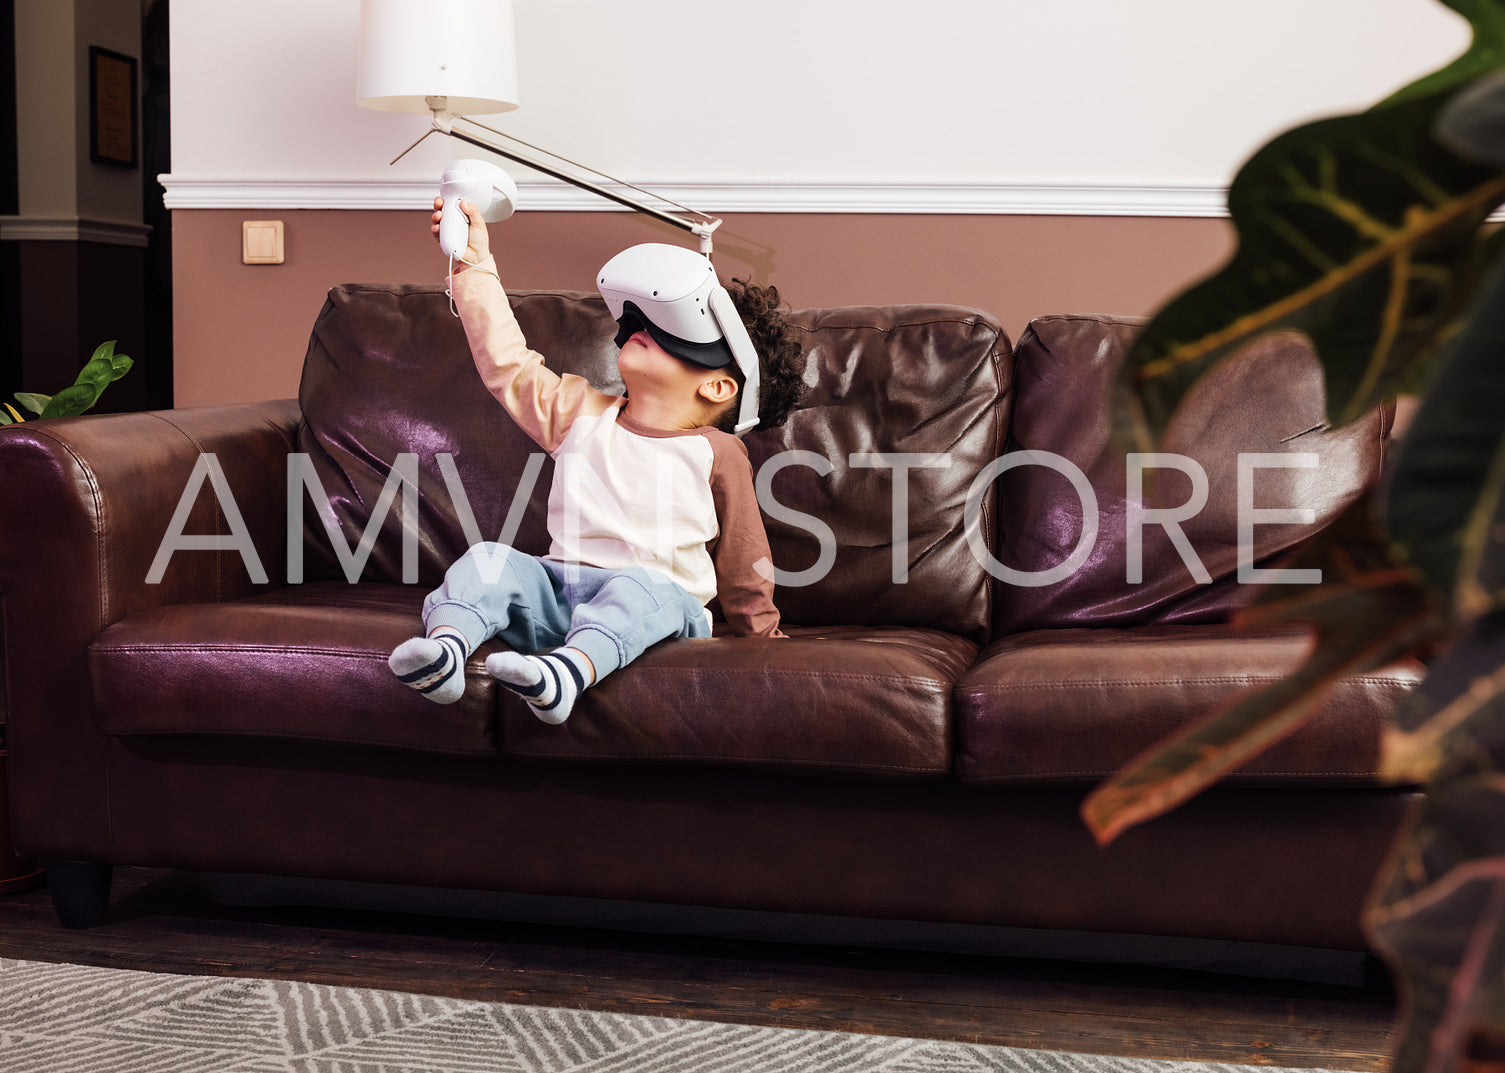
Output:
[706, 433, 785, 638]
[451, 259, 620, 453]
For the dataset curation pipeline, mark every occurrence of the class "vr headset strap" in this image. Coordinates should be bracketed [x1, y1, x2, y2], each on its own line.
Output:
[708, 286, 761, 435]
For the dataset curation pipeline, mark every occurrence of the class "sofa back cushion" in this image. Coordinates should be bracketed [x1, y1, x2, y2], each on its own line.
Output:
[747, 304, 1010, 641]
[296, 284, 612, 584]
[991, 314, 1388, 634]
[297, 284, 1010, 641]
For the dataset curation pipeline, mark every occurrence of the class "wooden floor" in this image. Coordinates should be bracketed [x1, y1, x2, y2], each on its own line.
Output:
[0, 867, 1396, 1070]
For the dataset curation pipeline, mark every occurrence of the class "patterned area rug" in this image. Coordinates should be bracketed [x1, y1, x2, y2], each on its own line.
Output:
[0, 958, 1362, 1073]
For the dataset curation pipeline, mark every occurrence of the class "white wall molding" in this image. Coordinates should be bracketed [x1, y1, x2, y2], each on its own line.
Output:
[158, 174, 1235, 218]
[0, 216, 154, 247]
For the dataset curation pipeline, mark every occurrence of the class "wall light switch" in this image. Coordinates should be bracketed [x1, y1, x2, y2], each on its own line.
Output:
[242, 220, 285, 264]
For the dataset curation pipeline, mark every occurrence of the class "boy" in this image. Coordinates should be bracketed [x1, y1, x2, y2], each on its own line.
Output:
[388, 198, 805, 723]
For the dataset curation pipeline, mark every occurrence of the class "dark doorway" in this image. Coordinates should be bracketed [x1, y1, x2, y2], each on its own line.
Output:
[0, 1, 172, 417]
[141, 0, 172, 411]
[1, 0, 19, 403]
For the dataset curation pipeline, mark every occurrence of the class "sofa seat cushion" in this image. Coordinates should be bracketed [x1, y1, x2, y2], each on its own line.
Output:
[501, 625, 977, 780]
[90, 583, 501, 757]
[90, 584, 975, 778]
[954, 623, 1424, 786]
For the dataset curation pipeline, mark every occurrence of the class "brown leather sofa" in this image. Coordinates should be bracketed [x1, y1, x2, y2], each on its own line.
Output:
[0, 283, 1422, 950]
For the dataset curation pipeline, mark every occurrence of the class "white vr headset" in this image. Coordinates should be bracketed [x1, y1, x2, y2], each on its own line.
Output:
[597, 243, 761, 436]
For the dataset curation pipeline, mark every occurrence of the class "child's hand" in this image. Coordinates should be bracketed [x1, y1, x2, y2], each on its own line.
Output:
[432, 196, 492, 266]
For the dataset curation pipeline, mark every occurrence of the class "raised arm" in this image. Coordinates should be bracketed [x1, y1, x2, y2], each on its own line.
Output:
[436, 199, 618, 453]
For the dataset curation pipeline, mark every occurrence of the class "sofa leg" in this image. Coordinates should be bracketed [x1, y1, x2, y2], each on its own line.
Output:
[44, 860, 113, 929]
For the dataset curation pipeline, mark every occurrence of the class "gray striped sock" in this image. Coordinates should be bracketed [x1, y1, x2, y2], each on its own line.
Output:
[485, 648, 592, 725]
[388, 629, 470, 704]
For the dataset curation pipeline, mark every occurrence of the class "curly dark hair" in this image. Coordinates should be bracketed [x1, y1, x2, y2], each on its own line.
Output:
[718, 277, 807, 434]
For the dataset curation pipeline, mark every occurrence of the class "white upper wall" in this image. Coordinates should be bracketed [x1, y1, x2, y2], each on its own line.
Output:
[164, 0, 1472, 213]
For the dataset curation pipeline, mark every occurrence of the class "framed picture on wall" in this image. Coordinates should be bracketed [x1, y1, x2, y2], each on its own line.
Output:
[89, 46, 138, 168]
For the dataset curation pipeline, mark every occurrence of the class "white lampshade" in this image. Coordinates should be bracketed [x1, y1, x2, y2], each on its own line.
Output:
[357, 0, 519, 116]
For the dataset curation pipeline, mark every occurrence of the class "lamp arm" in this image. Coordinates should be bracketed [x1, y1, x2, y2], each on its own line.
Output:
[432, 113, 722, 256]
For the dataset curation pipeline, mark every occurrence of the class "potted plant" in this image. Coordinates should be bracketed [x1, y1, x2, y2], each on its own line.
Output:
[1079, 2, 1505, 1070]
[1, 340, 133, 424]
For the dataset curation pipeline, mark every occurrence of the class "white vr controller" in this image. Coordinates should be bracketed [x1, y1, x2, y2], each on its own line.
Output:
[438, 159, 518, 258]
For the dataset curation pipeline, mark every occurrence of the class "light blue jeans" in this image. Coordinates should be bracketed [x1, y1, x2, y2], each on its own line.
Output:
[421, 542, 711, 680]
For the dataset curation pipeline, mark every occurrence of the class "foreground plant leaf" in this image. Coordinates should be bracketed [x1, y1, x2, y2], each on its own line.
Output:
[1369, 626, 1505, 1073]
[1114, 70, 1505, 454]
[1384, 0, 1505, 108]
[1090, 6, 1505, 1067]
[1362, 596, 1505, 1073]
[1385, 608, 1505, 784]
[1082, 512, 1444, 846]
[1386, 256, 1505, 621]
[1371, 835, 1505, 1073]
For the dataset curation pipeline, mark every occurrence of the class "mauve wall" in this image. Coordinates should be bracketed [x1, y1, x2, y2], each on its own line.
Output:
[173, 209, 1232, 407]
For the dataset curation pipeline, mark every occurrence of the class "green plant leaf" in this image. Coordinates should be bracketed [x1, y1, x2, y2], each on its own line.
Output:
[87, 340, 132, 383]
[1114, 88, 1505, 456]
[37, 383, 103, 420]
[1387, 256, 1505, 621]
[1082, 511, 1445, 846]
[1382, 0, 1505, 107]
[78, 366, 111, 394]
[37, 343, 131, 419]
[74, 346, 120, 391]
[0, 403, 19, 424]
[12, 392, 48, 415]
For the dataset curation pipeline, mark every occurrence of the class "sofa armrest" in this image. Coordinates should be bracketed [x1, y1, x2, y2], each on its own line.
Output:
[0, 399, 299, 860]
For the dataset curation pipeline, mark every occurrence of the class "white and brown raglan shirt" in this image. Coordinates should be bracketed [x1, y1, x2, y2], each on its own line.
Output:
[450, 258, 784, 639]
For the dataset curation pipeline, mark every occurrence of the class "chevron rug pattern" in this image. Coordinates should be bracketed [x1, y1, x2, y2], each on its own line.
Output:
[1, 957, 1359, 1073]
